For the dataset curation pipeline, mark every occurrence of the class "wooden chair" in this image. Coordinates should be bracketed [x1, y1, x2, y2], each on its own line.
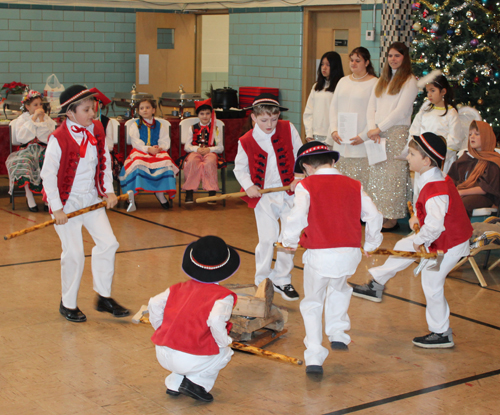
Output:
[177, 117, 226, 206]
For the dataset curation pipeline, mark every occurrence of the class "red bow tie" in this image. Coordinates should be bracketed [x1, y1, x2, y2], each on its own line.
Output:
[71, 125, 97, 157]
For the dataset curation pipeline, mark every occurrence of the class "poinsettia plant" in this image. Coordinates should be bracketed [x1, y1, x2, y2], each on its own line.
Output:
[1, 81, 28, 97]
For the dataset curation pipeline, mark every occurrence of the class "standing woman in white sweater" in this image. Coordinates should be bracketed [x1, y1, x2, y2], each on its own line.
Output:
[303, 51, 344, 147]
[330, 47, 378, 190]
[366, 42, 418, 231]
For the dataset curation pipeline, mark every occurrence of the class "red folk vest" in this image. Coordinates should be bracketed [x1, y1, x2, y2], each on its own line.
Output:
[192, 122, 212, 147]
[151, 280, 237, 356]
[239, 120, 295, 208]
[299, 174, 362, 249]
[44, 120, 107, 207]
[415, 176, 473, 253]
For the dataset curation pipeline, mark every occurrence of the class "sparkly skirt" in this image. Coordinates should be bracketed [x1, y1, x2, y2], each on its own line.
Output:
[366, 125, 411, 219]
[335, 156, 370, 190]
[5, 141, 46, 194]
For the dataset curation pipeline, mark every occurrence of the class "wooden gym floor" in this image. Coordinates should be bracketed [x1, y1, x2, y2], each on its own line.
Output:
[1, 174, 500, 415]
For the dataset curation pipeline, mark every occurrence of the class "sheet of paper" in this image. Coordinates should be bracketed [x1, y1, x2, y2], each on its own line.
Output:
[139, 54, 149, 85]
[338, 112, 357, 144]
[364, 137, 387, 165]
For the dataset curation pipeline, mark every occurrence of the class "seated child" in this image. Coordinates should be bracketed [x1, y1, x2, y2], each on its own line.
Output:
[448, 120, 500, 216]
[182, 99, 224, 204]
[234, 93, 303, 301]
[148, 235, 239, 403]
[282, 141, 383, 374]
[41, 85, 129, 322]
[352, 133, 473, 348]
[119, 98, 178, 209]
[6, 90, 56, 211]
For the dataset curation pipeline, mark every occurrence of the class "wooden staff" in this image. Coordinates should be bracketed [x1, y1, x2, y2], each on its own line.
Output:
[273, 242, 438, 259]
[231, 341, 303, 365]
[196, 185, 291, 204]
[4, 192, 134, 241]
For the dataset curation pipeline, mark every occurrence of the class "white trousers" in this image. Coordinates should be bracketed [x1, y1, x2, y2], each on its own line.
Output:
[253, 192, 295, 286]
[155, 345, 233, 392]
[300, 264, 352, 366]
[54, 191, 119, 309]
[369, 234, 469, 333]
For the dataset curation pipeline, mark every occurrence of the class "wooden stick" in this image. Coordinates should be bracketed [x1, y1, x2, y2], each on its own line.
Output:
[196, 185, 291, 203]
[4, 193, 131, 240]
[231, 341, 303, 365]
[273, 242, 438, 259]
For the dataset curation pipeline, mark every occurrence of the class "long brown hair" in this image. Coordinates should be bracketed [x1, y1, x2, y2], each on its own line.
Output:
[375, 42, 413, 97]
[349, 47, 376, 77]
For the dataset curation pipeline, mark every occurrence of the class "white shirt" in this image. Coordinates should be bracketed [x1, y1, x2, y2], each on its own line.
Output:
[367, 75, 418, 132]
[14, 111, 56, 145]
[329, 76, 378, 157]
[282, 167, 384, 277]
[184, 121, 224, 154]
[129, 117, 170, 153]
[148, 288, 234, 348]
[303, 83, 334, 141]
[41, 119, 114, 212]
[409, 101, 465, 152]
[234, 122, 303, 191]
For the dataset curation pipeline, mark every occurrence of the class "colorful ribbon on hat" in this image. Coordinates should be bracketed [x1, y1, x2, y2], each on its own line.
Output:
[70, 125, 97, 157]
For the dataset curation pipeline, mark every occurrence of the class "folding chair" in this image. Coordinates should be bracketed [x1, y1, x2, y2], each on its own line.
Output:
[107, 118, 121, 195]
[177, 117, 226, 207]
[8, 118, 27, 210]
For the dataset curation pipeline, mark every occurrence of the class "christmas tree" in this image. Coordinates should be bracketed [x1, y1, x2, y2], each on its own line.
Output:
[410, 0, 500, 131]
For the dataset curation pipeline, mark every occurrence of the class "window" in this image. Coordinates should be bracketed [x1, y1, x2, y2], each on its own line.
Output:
[157, 28, 174, 49]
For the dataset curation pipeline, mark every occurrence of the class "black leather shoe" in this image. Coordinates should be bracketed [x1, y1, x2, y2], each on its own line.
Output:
[59, 301, 87, 322]
[166, 389, 180, 397]
[155, 193, 170, 209]
[185, 190, 194, 204]
[179, 376, 213, 402]
[26, 200, 38, 212]
[95, 295, 130, 317]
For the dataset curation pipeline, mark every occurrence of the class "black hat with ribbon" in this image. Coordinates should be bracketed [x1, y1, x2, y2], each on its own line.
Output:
[412, 132, 447, 169]
[244, 93, 288, 111]
[294, 141, 340, 173]
[182, 236, 240, 283]
[59, 85, 97, 115]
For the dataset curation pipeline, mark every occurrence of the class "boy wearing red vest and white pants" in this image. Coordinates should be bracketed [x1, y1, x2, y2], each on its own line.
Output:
[282, 141, 383, 375]
[41, 85, 129, 323]
[148, 236, 239, 403]
[234, 94, 303, 301]
[352, 133, 472, 348]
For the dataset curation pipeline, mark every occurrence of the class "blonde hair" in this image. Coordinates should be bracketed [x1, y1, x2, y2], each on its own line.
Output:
[375, 42, 414, 97]
[252, 105, 280, 117]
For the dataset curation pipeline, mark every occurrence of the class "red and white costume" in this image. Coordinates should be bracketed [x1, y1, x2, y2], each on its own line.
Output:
[282, 168, 383, 366]
[234, 120, 303, 286]
[40, 118, 118, 309]
[369, 167, 472, 334]
[148, 280, 236, 393]
[182, 121, 223, 192]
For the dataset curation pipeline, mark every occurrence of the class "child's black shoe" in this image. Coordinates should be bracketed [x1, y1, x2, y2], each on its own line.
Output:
[179, 376, 213, 402]
[412, 330, 454, 349]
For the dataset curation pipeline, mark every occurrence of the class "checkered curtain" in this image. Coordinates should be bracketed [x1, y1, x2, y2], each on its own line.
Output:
[380, 0, 413, 73]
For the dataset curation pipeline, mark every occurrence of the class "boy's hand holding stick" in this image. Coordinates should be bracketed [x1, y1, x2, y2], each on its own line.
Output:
[4, 191, 136, 240]
[196, 185, 291, 204]
[407, 201, 433, 274]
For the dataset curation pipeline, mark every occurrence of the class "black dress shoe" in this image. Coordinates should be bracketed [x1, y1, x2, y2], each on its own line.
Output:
[26, 200, 38, 212]
[95, 295, 130, 317]
[330, 341, 349, 351]
[59, 301, 87, 322]
[155, 193, 170, 209]
[166, 389, 181, 396]
[179, 376, 213, 402]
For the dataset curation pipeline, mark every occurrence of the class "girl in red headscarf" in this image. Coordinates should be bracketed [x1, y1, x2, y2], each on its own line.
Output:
[448, 120, 500, 216]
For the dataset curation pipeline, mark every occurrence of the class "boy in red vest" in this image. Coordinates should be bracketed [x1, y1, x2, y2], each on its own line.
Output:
[234, 94, 303, 301]
[352, 133, 472, 348]
[182, 99, 224, 204]
[148, 235, 239, 403]
[281, 141, 383, 375]
[41, 85, 129, 323]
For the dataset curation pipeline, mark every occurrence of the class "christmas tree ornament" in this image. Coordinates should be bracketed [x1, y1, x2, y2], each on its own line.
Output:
[449, 17, 456, 26]
[412, 39, 418, 45]
[431, 23, 439, 32]
[495, 72, 500, 78]
[423, 26, 428, 33]
[466, 10, 475, 20]
[470, 38, 479, 47]
[446, 54, 451, 59]
[413, 22, 422, 31]
[478, 98, 484, 105]
[423, 9, 429, 18]
[447, 29, 454, 35]
[455, 27, 462, 35]
[412, 2, 421, 10]
[443, 67, 450, 75]
[474, 77, 480, 83]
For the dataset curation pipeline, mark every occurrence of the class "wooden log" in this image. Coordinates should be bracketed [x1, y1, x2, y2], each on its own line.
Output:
[196, 185, 290, 204]
[230, 304, 287, 334]
[249, 329, 288, 348]
[223, 284, 256, 296]
[231, 341, 303, 365]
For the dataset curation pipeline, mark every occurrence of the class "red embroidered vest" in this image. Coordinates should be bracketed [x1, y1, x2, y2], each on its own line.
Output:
[415, 175, 473, 253]
[299, 175, 362, 249]
[239, 120, 295, 208]
[192, 122, 212, 147]
[151, 280, 237, 356]
[44, 120, 107, 207]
